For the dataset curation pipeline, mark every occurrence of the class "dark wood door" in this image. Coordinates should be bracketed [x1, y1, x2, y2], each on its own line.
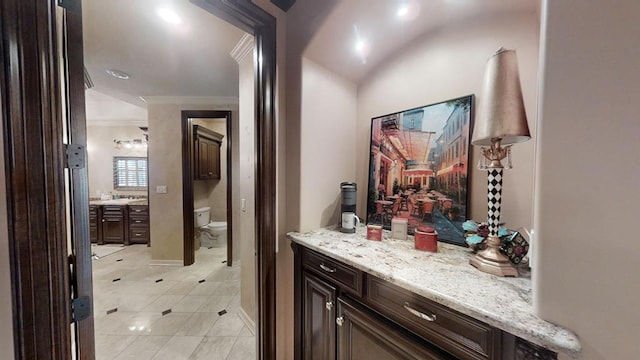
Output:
[336, 298, 451, 360]
[303, 273, 337, 360]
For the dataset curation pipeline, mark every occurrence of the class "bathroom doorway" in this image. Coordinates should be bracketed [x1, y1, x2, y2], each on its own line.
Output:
[181, 110, 234, 266]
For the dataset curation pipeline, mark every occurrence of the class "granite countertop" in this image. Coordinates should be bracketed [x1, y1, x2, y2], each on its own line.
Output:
[90, 199, 148, 206]
[287, 225, 582, 359]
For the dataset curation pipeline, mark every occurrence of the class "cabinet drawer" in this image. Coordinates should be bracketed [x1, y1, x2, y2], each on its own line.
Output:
[129, 217, 148, 226]
[365, 276, 498, 360]
[129, 228, 149, 244]
[303, 249, 363, 296]
[128, 205, 148, 215]
[103, 205, 125, 216]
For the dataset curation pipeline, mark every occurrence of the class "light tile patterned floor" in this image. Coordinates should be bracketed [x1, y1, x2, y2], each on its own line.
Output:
[92, 245, 255, 360]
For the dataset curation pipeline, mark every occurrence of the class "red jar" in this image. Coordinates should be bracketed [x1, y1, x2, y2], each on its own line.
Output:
[366, 225, 383, 241]
[415, 226, 437, 252]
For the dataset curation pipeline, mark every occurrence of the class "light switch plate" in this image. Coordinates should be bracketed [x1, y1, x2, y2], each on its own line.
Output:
[241, 198, 246, 212]
[156, 185, 167, 194]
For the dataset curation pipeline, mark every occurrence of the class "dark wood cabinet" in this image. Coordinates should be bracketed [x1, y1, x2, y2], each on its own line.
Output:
[337, 298, 451, 360]
[91, 203, 149, 245]
[194, 125, 223, 180]
[303, 273, 336, 360]
[101, 205, 127, 245]
[292, 243, 557, 360]
[89, 205, 100, 244]
[128, 205, 149, 245]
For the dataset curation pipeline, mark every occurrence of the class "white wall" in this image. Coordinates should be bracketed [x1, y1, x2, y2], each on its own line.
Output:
[86, 125, 148, 198]
[534, 1, 640, 359]
[238, 42, 256, 323]
[299, 57, 358, 231]
[356, 11, 540, 231]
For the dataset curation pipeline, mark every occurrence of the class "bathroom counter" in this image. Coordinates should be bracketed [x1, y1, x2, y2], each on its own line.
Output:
[90, 199, 148, 206]
[287, 225, 582, 359]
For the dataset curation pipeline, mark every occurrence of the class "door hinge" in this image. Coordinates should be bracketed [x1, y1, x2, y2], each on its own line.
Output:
[65, 144, 86, 169]
[69, 254, 92, 323]
[71, 296, 91, 322]
[57, 0, 80, 10]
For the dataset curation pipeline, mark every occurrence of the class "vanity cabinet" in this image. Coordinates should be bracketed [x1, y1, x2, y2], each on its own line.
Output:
[101, 205, 127, 245]
[128, 205, 149, 245]
[89, 205, 100, 244]
[292, 243, 558, 360]
[194, 125, 223, 180]
[90, 204, 149, 245]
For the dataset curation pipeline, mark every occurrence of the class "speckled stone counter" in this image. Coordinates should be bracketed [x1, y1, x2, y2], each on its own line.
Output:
[287, 226, 582, 359]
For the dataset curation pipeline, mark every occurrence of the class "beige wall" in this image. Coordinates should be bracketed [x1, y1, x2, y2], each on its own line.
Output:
[356, 11, 540, 231]
[300, 57, 358, 230]
[87, 125, 148, 198]
[0, 102, 15, 359]
[238, 42, 256, 323]
[147, 101, 238, 262]
[534, 1, 640, 359]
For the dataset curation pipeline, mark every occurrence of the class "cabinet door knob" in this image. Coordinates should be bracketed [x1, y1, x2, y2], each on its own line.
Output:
[325, 301, 333, 311]
[403, 302, 436, 322]
[319, 263, 337, 273]
[101, 219, 106, 223]
[336, 316, 344, 326]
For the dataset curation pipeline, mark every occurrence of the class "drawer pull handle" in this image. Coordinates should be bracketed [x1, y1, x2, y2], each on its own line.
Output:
[336, 316, 344, 326]
[319, 263, 336, 273]
[325, 301, 333, 311]
[135, 233, 142, 236]
[403, 302, 436, 322]
[135, 220, 142, 223]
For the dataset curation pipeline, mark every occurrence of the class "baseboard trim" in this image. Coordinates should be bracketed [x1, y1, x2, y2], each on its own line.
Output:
[238, 307, 256, 335]
[148, 259, 183, 266]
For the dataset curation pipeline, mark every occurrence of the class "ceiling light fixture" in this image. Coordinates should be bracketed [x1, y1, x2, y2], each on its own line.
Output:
[355, 40, 367, 53]
[106, 69, 130, 80]
[156, 8, 182, 25]
[397, 5, 409, 17]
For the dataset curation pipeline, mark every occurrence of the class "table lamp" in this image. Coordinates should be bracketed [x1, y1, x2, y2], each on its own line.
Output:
[469, 48, 530, 277]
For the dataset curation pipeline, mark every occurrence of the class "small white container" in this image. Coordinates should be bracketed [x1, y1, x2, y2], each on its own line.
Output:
[391, 217, 408, 240]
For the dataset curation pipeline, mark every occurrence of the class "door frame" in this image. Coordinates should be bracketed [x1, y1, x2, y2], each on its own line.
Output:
[189, 1, 278, 358]
[182, 110, 233, 267]
[2, 0, 278, 359]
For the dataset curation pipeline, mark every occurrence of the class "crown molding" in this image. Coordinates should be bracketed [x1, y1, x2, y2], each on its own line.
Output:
[230, 33, 254, 64]
[141, 96, 239, 105]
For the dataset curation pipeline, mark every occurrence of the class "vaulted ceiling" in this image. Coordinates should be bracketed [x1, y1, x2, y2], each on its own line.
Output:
[82, 0, 538, 123]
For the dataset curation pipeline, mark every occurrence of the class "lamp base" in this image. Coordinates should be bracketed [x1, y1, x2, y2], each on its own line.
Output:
[469, 236, 518, 277]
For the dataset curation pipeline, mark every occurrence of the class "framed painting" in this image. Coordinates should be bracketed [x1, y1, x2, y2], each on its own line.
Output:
[365, 95, 474, 246]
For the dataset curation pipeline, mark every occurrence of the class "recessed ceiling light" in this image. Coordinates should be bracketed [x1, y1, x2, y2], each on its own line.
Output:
[106, 69, 130, 80]
[355, 40, 367, 53]
[397, 6, 409, 17]
[156, 8, 182, 25]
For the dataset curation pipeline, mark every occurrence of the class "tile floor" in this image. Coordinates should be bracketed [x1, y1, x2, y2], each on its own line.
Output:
[92, 244, 255, 360]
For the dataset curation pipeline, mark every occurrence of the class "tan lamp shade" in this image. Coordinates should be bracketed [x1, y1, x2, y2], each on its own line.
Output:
[472, 48, 530, 146]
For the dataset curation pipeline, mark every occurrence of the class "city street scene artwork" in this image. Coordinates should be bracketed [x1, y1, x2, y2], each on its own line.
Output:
[366, 95, 473, 245]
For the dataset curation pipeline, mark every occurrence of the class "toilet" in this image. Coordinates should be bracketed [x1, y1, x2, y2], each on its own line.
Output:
[194, 207, 227, 248]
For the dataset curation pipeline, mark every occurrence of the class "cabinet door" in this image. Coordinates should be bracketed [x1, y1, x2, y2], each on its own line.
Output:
[101, 206, 126, 244]
[89, 205, 99, 243]
[303, 273, 337, 360]
[208, 140, 220, 179]
[337, 298, 451, 360]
